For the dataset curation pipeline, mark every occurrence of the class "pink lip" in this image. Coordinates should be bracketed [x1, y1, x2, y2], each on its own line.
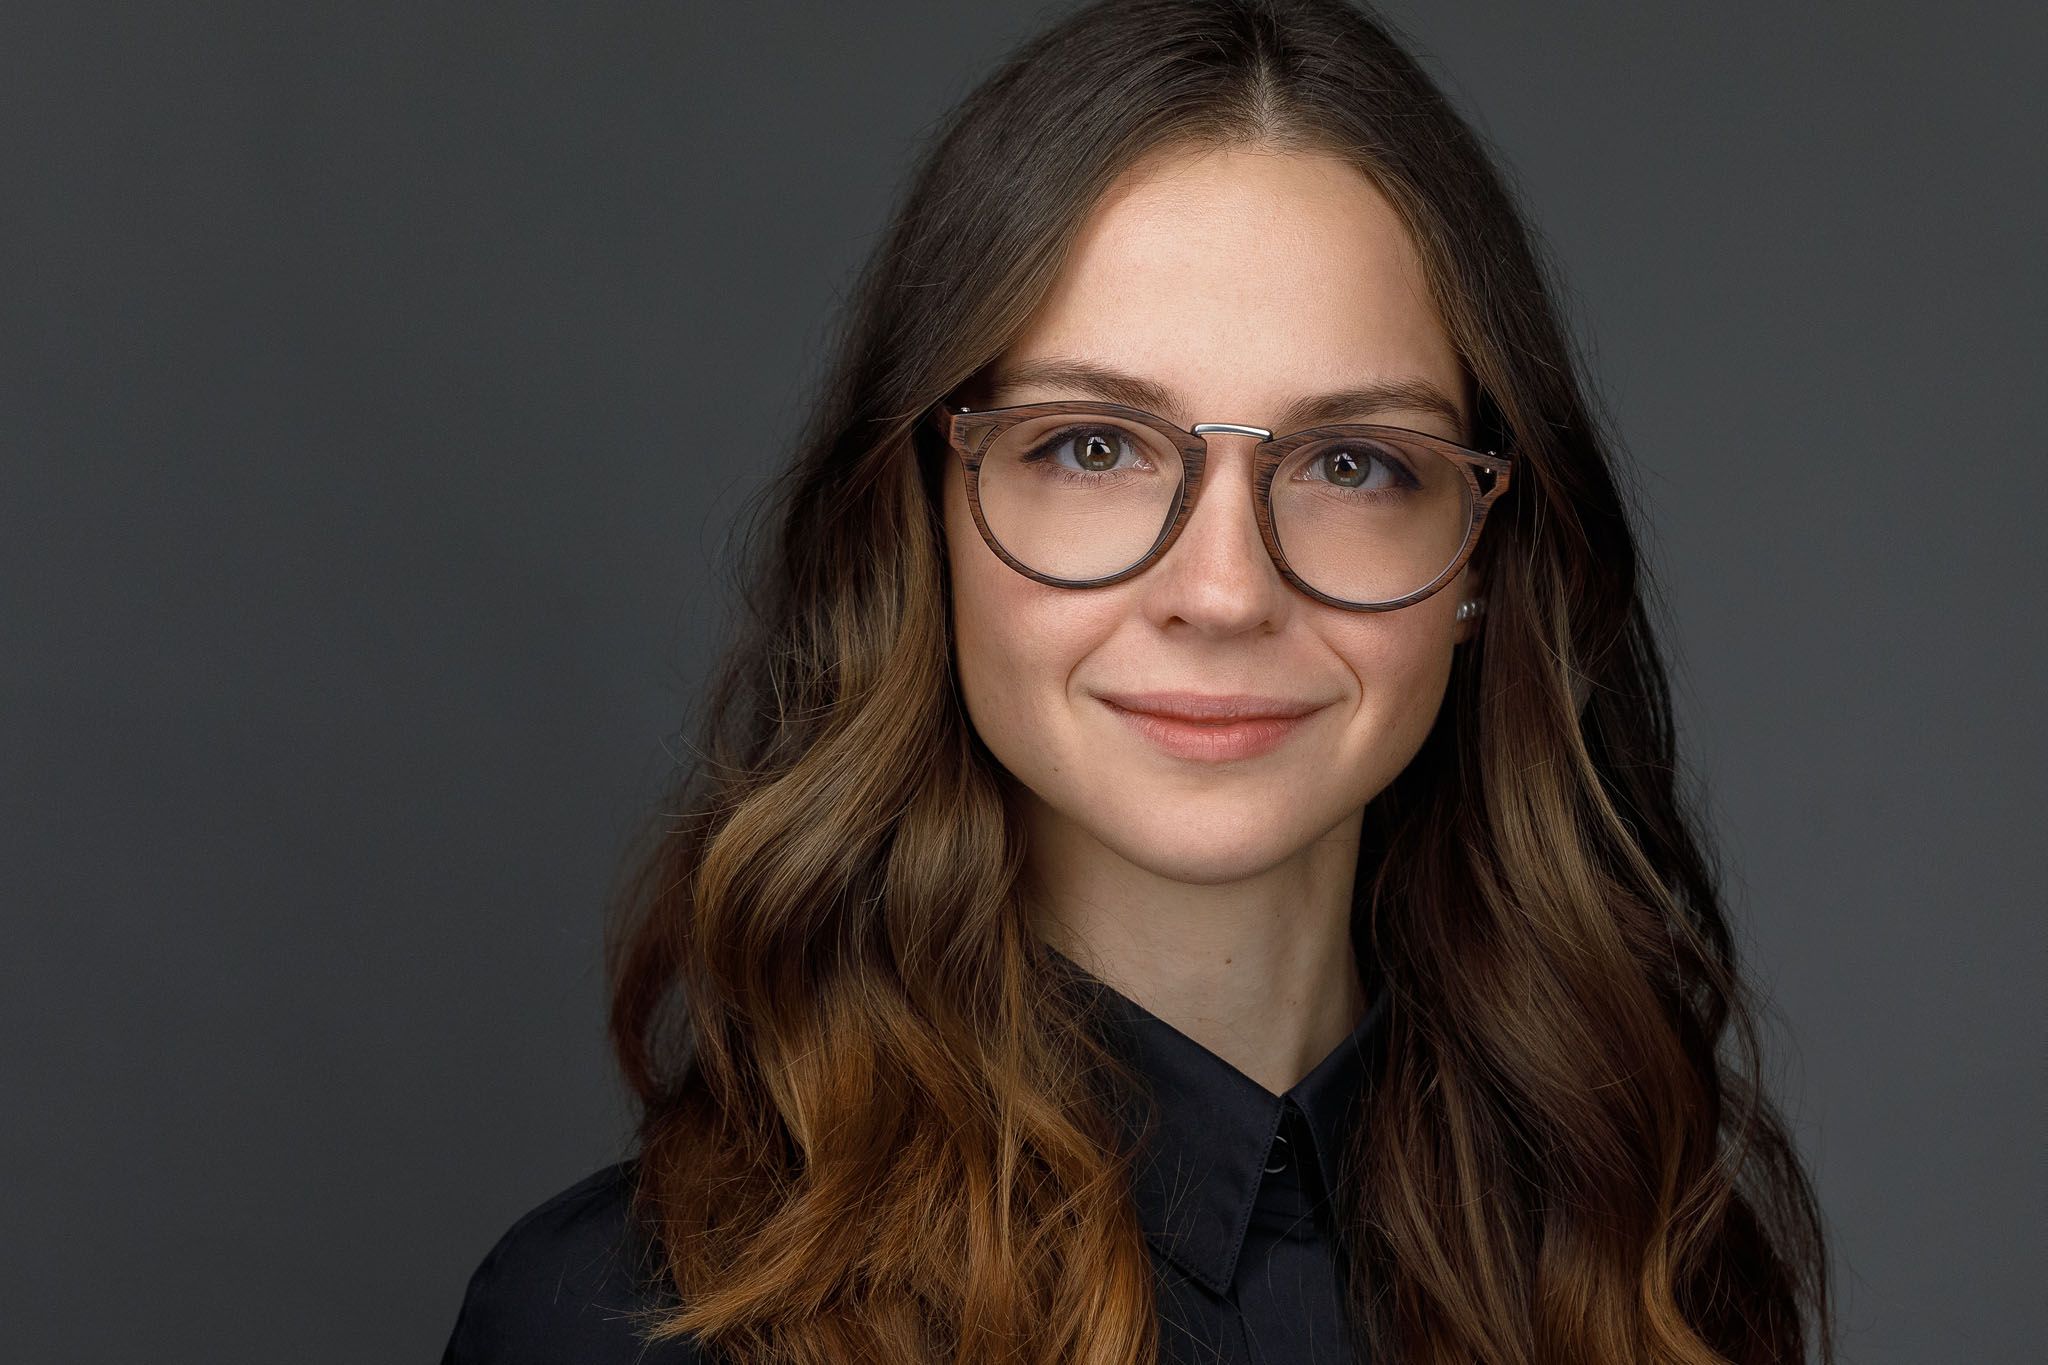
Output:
[1095, 690, 1328, 721]
[1096, 692, 1329, 762]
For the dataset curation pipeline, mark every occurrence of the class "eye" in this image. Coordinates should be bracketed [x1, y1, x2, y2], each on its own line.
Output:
[1298, 441, 1421, 493]
[1023, 426, 1152, 475]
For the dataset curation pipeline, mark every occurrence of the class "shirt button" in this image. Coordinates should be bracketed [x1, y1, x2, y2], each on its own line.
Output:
[1262, 1129, 1290, 1174]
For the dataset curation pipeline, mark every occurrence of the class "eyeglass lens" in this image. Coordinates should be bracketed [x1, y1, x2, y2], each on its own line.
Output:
[973, 408, 1474, 604]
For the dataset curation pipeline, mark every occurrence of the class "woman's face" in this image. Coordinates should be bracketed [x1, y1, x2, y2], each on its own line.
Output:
[943, 143, 1478, 891]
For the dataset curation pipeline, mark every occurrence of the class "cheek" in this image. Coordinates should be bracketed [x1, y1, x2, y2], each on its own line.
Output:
[1328, 608, 1459, 783]
[944, 475, 1098, 770]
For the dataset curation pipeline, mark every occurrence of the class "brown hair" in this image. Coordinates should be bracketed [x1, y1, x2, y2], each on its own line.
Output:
[603, 1, 1834, 1361]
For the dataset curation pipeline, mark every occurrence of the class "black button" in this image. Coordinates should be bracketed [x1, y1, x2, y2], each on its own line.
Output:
[1262, 1128, 1290, 1174]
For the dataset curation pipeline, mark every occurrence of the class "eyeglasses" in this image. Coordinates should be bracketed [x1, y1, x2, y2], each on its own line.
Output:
[927, 397, 1513, 611]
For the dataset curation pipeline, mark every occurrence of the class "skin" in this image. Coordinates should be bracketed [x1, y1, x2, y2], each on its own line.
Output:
[942, 143, 1481, 1096]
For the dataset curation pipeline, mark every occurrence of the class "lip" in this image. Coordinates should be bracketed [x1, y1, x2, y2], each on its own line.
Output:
[1095, 690, 1329, 722]
[1095, 692, 1329, 762]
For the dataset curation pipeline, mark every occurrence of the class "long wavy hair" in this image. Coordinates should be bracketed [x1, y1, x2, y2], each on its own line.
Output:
[602, 1, 1833, 1361]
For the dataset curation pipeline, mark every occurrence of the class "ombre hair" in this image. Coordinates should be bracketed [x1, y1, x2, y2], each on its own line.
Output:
[603, 1, 1834, 1361]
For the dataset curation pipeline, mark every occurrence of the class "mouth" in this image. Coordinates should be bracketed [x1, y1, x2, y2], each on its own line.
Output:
[1094, 692, 1329, 762]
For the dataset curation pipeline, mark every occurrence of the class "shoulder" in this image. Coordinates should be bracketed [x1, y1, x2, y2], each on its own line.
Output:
[439, 1158, 705, 1365]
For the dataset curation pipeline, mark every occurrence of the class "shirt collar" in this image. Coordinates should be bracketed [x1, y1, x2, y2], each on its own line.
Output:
[1046, 943, 1390, 1295]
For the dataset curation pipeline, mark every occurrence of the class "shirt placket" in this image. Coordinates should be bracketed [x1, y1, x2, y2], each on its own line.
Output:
[1233, 1099, 1352, 1364]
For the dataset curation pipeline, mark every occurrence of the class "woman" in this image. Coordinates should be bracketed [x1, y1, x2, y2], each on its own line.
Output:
[440, 1, 1832, 1361]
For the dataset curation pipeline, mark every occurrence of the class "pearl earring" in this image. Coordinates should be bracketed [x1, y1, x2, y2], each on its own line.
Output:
[1455, 598, 1484, 622]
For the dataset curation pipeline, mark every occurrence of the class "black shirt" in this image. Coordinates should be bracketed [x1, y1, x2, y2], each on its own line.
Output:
[439, 948, 1388, 1364]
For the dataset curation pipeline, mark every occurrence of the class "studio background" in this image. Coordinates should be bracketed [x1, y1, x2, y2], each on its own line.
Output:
[4, 3, 2039, 1361]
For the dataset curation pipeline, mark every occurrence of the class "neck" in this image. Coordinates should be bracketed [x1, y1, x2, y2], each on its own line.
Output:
[1023, 801, 1370, 1097]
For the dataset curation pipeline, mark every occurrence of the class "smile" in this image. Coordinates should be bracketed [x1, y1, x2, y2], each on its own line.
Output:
[1097, 697, 1324, 762]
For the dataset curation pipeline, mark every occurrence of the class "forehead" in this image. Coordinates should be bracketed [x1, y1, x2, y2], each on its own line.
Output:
[998, 144, 1465, 427]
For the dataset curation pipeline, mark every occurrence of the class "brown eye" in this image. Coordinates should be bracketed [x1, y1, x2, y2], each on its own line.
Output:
[1025, 426, 1144, 474]
[1302, 442, 1419, 492]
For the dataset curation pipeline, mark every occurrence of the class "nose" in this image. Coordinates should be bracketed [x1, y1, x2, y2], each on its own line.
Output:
[1135, 431, 1294, 632]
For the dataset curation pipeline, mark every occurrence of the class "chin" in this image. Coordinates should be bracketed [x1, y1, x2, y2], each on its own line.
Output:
[1088, 819, 1308, 885]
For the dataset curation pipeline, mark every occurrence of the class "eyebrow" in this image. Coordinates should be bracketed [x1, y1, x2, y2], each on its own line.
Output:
[983, 357, 1469, 436]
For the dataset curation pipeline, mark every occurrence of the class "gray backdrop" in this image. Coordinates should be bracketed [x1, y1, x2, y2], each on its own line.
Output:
[4, 3, 2039, 1361]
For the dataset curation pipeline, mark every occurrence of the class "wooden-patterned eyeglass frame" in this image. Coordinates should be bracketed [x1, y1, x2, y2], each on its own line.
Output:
[927, 397, 1514, 612]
